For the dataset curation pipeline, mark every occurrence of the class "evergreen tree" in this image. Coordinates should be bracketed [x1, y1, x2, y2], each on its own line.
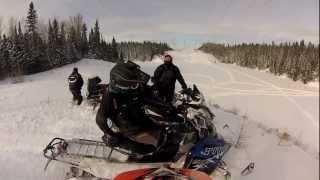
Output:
[24, 1, 48, 74]
[111, 36, 119, 62]
[26, 2, 37, 35]
[88, 28, 94, 57]
[80, 23, 88, 56]
[47, 20, 54, 66]
[93, 20, 101, 58]
[66, 26, 78, 62]
[0, 35, 10, 77]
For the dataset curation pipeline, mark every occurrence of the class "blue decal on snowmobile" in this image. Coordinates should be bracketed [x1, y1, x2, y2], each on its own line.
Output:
[190, 137, 226, 159]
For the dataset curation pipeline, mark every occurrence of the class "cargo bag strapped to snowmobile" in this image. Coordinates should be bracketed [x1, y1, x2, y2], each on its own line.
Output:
[109, 61, 150, 95]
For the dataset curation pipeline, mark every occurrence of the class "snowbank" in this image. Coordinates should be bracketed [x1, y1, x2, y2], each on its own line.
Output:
[308, 81, 319, 89]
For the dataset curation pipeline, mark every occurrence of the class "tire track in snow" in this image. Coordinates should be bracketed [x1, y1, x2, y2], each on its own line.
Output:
[180, 51, 318, 129]
[221, 67, 319, 128]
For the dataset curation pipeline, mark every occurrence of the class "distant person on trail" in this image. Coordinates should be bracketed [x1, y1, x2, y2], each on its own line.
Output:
[68, 67, 84, 105]
[152, 54, 188, 103]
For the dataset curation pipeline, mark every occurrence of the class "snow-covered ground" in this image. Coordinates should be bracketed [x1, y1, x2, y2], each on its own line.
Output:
[0, 49, 318, 180]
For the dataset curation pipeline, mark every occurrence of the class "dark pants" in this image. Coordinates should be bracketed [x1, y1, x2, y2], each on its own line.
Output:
[70, 89, 82, 105]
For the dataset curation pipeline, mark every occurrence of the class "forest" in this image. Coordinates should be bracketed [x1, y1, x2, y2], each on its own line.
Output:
[199, 42, 319, 83]
[0, 2, 171, 79]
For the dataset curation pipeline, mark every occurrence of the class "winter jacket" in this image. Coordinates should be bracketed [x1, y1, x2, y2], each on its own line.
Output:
[153, 63, 187, 102]
[68, 72, 84, 91]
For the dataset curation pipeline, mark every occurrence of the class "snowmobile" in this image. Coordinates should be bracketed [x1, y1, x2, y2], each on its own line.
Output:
[43, 85, 232, 180]
[86, 76, 107, 110]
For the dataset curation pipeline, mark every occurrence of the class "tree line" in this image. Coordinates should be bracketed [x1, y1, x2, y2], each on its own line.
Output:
[199, 42, 319, 83]
[0, 2, 171, 79]
[118, 41, 171, 62]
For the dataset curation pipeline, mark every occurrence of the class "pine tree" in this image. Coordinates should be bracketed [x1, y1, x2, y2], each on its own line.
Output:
[66, 26, 78, 62]
[111, 36, 119, 62]
[52, 18, 61, 66]
[93, 20, 100, 58]
[80, 23, 88, 56]
[88, 28, 94, 58]
[24, 1, 48, 74]
[47, 20, 54, 66]
[56, 22, 66, 66]
[10, 23, 25, 76]
[0, 35, 10, 77]
[26, 2, 37, 35]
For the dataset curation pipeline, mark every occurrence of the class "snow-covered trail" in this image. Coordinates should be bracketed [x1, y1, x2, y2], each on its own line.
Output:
[162, 49, 319, 153]
[0, 49, 318, 180]
[141, 49, 319, 179]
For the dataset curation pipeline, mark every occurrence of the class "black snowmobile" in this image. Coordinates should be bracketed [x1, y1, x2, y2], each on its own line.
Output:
[43, 61, 232, 180]
[86, 76, 107, 110]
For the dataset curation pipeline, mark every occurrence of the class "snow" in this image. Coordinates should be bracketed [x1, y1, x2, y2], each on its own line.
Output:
[308, 81, 319, 89]
[0, 49, 318, 180]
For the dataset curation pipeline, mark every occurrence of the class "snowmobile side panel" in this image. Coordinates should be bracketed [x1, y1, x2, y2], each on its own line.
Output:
[190, 137, 230, 159]
[184, 136, 231, 175]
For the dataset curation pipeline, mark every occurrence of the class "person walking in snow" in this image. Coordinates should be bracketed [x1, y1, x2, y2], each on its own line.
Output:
[68, 67, 84, 105]
[152, 54, 188, 103]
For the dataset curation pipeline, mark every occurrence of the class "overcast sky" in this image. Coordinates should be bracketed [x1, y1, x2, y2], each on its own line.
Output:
[0, 0, 318, 48]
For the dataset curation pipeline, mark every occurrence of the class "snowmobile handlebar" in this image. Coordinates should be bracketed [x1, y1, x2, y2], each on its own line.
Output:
[177, 86, 202, 104]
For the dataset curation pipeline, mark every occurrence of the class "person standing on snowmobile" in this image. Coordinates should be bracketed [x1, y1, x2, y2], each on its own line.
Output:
[68, 67, 84, 105]
[152, 54, 188, 103]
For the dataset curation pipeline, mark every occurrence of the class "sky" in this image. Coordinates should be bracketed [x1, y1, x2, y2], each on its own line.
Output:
[0, 0, 318, 48]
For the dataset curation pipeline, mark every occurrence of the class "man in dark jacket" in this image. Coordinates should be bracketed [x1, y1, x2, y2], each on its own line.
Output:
[68, 67, 84, 105]
[153, 54, 187, 103]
